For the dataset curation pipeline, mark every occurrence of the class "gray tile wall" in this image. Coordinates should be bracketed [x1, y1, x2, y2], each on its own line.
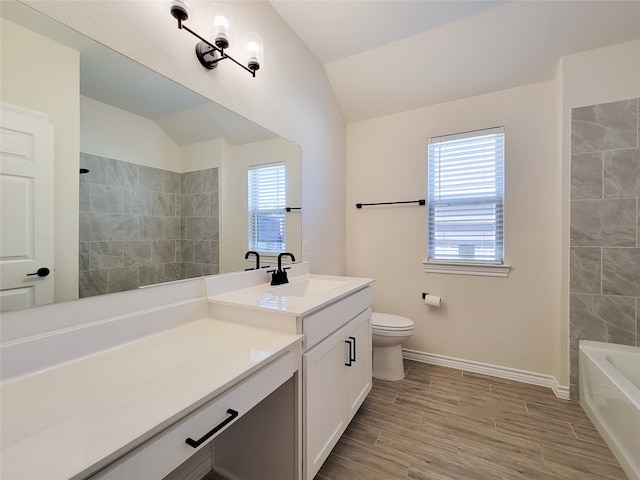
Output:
[569, 98, 639, 399]
[79, 154, 219, 297]
[179, 168, 220, 279]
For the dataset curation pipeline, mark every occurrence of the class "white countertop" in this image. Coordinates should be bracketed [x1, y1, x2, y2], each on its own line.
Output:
[0, 318, 302, 480]
[208, 273, 374, 317]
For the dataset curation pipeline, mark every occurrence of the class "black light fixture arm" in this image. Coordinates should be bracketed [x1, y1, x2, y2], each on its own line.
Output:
[175, 17, 256, 77]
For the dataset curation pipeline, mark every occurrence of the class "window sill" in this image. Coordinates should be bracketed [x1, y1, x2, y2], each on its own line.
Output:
[422, 261, 511, 277]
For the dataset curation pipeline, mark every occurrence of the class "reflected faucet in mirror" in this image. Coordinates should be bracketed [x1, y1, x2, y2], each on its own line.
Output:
[269, 252, 296, 286]
[244, 251, 260, 270]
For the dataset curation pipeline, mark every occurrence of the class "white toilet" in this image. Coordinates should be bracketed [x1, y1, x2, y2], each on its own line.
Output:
[371, 313, 415, 381]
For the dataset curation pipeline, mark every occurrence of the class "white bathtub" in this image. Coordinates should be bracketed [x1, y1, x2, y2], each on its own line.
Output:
[579, 340, 640, 480]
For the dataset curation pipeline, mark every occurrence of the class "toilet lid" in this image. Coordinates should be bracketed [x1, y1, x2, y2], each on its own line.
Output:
[372, 313, 414, 330]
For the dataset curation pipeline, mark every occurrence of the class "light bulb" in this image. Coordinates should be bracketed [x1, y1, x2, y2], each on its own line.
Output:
[210, 4, 234, 49]
[243, 32, 263, 72]
[214, 15, 229, 33]
[246, 41, 259, 58]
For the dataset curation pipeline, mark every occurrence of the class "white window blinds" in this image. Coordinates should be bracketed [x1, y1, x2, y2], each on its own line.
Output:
[248, 162, 286, 254]
[427, 127, 505, 264]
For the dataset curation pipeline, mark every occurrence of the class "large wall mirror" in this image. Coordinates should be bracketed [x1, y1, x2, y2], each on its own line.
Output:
[0, 2, 301, 312]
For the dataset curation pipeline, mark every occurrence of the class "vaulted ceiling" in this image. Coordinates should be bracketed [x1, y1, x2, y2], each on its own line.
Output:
[270, 1, 640, 123]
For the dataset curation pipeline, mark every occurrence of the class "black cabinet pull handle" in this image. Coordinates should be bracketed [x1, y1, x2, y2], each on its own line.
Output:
[26, 267, 50, 277]
[345, 337, 356, 366]
[344, 340, 351, 367]
[185, 408, 238, 448]
[349, 336, 356, 363]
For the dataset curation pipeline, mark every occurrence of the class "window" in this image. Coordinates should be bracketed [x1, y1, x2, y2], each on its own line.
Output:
[426, 127, 509, 276]
[248, 162, 286, 254]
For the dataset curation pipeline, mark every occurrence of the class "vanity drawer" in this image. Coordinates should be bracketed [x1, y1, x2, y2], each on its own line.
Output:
[303, 287, 372, 350]
[90, 351, 295, 479]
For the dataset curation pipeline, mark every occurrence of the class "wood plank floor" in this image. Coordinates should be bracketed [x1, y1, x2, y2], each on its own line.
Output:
[314, 360, 628, 480]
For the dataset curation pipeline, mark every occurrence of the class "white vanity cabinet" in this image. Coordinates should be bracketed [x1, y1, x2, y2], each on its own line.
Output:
[297, 286, 372, 480]
[304, 307, 371, 479]
[207, 270, 374, 480]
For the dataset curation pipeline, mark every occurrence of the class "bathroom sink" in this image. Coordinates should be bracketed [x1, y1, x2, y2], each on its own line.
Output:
[207, 270, 374, 315]
[267, 279, 348, 298]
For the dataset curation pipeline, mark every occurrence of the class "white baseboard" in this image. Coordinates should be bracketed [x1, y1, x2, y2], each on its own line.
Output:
[402, 348, 570, 400]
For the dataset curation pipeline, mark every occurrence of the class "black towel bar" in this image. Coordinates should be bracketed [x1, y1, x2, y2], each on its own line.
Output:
[355, 199, 425, 209]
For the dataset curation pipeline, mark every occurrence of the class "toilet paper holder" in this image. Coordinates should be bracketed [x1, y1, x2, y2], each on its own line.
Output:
[421, 292, 442, 307]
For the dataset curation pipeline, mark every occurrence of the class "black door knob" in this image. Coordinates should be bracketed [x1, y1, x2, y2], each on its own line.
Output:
[26, 267, 50, 277]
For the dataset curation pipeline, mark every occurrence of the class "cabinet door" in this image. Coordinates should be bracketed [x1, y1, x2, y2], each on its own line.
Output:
[303, 326, 348, 479]
[346, 308, 372, 418]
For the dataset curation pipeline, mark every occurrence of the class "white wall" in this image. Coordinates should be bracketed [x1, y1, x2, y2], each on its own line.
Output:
[1, 18, 80, 303]
[80, 96, 182, 171]
[24, 0, 347, 275]
[346, 81, 560, 377]
[346, 40, 640, 386]
[83, 101, 226, 174]
[181, 138, 224, 173]
[220, 138, 302, 273]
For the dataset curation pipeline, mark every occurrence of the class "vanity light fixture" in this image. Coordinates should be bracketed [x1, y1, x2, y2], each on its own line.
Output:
[169, 0, 263, 77]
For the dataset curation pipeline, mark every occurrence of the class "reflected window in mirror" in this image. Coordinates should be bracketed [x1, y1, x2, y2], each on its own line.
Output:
[248, 163, 286, 255]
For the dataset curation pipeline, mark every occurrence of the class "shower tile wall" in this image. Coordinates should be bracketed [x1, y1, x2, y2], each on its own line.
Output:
[79, 154, 219, 297]
[180, 168, 220, 279]
[570, 98, 639, 399]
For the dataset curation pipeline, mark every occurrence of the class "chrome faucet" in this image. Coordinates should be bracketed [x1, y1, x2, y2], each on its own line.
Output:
[244, 251, 260, 270]
[269, 252, 296, 286]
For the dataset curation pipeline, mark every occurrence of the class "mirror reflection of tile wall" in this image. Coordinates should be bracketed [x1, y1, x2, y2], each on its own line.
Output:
[79, 153, 219, 297]
[569, 97, 640, 399]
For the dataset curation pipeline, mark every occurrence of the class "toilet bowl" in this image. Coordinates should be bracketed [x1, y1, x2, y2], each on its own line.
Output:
[372, 313, 414, 381]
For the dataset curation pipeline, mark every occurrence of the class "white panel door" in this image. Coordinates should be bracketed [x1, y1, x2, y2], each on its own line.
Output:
[346, 308, 372, 417]
[0, 103, 54, 312]
[303, 325, 348, 480]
